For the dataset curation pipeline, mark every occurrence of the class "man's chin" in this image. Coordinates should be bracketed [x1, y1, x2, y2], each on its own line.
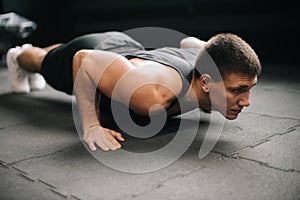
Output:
[225, 113, 239, 120]
[215, 109, 240, 120]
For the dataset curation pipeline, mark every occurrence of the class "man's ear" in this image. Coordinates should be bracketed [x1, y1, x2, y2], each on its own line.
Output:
[199, 74, 212, 93]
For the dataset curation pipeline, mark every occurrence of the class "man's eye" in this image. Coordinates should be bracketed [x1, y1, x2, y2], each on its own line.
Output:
[232, 88, 243, 93]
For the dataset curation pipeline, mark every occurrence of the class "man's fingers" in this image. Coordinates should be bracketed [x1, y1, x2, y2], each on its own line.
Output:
[85, 127, 124, 152]
[87, 138, 110, 152]
[95, 139, 110, 151]
[110, 130, 125, 141]
[103, 133, 121, 150]
[87, 140, 97, 151]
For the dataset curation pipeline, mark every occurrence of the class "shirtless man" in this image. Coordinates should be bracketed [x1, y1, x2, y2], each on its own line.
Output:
[6, 31, 261, 152]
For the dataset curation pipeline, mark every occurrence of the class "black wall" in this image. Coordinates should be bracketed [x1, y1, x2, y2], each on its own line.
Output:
[2, 0, 73, 44]
[2, 0, 300, 66]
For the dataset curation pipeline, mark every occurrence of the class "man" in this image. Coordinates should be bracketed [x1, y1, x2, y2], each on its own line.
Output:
[6, 31, 261, 152]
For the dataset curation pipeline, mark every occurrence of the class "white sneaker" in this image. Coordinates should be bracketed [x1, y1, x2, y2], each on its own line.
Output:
[29, 73, 46, 90]
[6, 46, 30, 94]
[21, 44, 46, 91]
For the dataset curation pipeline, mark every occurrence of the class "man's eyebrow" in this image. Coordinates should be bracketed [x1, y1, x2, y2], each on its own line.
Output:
[229, 83, 257, 89]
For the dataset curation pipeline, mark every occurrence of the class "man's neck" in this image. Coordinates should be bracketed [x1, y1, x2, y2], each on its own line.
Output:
[182, 77, 212, 112]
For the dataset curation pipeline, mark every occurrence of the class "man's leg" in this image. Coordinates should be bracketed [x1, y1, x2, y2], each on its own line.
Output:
[8, 32, 144, 95]
[6, 44, 61, 93]
[17, 44, 62, 73]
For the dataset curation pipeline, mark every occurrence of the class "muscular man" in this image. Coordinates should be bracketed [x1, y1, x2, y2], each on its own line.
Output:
[6, 31, 261, 152]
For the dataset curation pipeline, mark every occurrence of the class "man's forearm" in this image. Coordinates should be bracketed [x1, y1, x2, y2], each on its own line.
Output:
[74, 66, 100, 131]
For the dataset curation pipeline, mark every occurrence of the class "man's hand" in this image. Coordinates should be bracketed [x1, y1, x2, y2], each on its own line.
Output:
[83, 125, 125, 151]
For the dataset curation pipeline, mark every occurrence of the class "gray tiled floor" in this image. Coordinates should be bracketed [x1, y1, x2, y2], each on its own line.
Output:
[0, 64, 300, 200]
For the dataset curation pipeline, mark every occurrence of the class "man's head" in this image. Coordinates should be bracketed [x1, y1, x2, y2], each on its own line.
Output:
[194, 33, 261, 119]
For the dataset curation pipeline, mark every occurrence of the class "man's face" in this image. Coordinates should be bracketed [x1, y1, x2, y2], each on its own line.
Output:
[209, 73, 257, 120]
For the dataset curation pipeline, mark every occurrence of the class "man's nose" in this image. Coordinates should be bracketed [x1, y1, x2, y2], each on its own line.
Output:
[238, 91, 250, 107]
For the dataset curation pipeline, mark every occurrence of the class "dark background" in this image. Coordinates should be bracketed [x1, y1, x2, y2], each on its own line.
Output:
[1, 0, 299, 69]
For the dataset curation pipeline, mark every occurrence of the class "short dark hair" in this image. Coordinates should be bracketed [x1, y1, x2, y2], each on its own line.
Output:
[194, 33, 261, 81]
